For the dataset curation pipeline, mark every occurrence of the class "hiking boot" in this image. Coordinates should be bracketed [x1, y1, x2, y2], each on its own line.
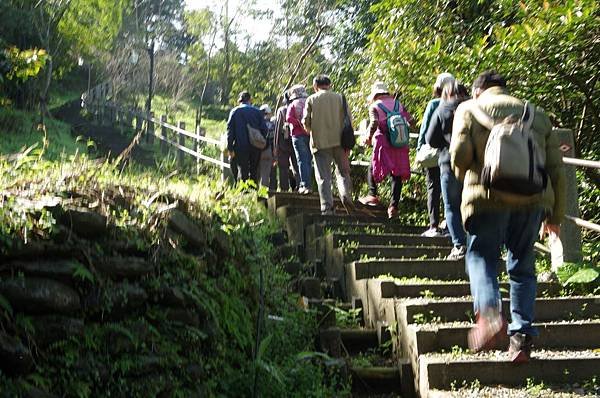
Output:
[421, 227, 443, 237]
[387, 205, 398, 219]
[509, 332, 532, 363]
[446, 245, 466, 260]
[468, 310, 507, 352]
[358, 194, 380, 207]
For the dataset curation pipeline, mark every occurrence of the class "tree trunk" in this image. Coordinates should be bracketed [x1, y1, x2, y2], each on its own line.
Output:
[221, 0, 231, 105]
[39, 56, 53, 126]
[145, 39, 155, 115]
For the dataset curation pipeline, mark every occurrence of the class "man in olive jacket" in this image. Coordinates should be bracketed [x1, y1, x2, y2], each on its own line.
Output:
[450, 71, 566, 362]
[303, 74, 354, 214]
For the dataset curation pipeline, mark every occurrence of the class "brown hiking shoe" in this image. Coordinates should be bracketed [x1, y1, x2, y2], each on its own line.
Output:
[509, 332, 532, 363]
[468, 310, 507, 352]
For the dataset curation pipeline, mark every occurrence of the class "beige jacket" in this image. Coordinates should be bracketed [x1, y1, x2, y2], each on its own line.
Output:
[450, 86, 566, 225]
[302, 89, 350, 153]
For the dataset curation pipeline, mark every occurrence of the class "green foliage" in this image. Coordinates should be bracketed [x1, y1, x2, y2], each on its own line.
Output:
[0, 107, 85, 160]
[0, 147, 343, 396]
[556, 262, 600, 295]
[2, 47, 48, 82]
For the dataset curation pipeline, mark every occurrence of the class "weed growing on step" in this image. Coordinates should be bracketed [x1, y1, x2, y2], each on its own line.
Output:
[412, 311, 442, 325]
[328, 305, 362, 328]
[525, 378, 547, 396]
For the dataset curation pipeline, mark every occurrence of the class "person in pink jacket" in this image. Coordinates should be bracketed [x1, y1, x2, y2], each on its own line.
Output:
[286, 84, 313, 194]
[359, 82, 413, 218]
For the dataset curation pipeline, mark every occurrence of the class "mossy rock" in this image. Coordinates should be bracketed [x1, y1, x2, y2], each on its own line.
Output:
[57, 207, 108, 239]
[0, 332, 33, 375]
[31, 316, 84, 347]
[0, 277, 81, 315]
[95, 257, 154, 279]
[0, 260, 81, 284]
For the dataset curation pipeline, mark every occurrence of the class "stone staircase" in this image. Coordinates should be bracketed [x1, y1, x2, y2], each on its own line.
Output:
[269, 191, 600, 398]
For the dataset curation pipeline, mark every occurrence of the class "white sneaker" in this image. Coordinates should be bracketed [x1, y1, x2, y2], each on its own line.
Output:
[421, 227, 443, 237]
[298, 187, 311, 195]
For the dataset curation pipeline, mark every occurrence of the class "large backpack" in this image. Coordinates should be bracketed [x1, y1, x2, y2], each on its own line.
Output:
[471, 101, 547, 196]
[377, 101, 410, 148]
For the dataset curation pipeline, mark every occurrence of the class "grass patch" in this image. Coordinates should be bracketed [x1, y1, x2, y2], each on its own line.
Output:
[0, 106, 85, 160]
[150, 95, 227, 140]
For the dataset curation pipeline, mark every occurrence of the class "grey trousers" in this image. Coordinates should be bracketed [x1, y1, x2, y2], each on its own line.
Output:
[259, 147, 274, 188]
[313, 146, 352, 212]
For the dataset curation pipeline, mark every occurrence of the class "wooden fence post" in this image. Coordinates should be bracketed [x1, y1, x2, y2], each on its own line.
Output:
[161, 115, 168, 154]
[554, 128, 583, 263]
[146, 112, 155, 146]
[135, 110, 143, 140]
[178, 121, 186, 167]
[118, 108, 124, 135]
[195, 125, 204, 175]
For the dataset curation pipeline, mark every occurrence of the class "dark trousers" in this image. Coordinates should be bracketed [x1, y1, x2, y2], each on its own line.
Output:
[367, 165, 403, 207]
[275, 144, 299, 192]
[235, 147, 261, 184]
[426, 166, 442, 228]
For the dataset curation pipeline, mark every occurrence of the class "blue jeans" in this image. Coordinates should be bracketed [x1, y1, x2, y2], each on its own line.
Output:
[292, 135, 312, 189]
[465, 209, 544, 336]
[440, 168, 466, 247]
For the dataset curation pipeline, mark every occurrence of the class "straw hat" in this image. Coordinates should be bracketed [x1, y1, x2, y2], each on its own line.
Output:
[368, 81, 390, 101]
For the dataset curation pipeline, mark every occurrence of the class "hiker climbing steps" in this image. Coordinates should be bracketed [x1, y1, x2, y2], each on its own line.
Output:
[270, 191, 600, 397]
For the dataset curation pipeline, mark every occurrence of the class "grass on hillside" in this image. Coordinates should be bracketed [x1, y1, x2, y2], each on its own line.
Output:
[0, 107, 86, 160]
[150, 95, 228, 140]
[0, 148, 345, 397]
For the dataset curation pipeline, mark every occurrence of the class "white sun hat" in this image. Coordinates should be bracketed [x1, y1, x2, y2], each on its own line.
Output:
[260, 104, 272, 114]
[434, 72, 455, 89]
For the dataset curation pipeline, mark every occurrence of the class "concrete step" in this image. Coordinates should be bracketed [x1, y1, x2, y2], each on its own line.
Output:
[285, 213, 403, 246]
[348, 259, 466, 281]
[408, 320, 600, 355]
[396, 296, 600, 325]
[277, 204, 388, 221]
[335, 245, 451, 262]
[305, 219, 425, 261]
[418, 351, 600, 397]
[370, 279, 563, 299]
[329, 232, 452, 248]
[269, 193, 380, 214]
[340, 328, 380, 355]
[350, 366, 403, 395]
[305, 222, 427, 256]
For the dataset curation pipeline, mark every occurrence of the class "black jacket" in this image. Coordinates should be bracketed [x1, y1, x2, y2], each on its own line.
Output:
[425, 98, 464, 173]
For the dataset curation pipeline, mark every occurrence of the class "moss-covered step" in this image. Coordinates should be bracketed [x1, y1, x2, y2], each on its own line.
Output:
[284, 212, 399, 246]
[395, 296, 600, 325]
[406, 320, 600, 355]
[418, 351, 600, 398]
[340, 328, 380, 355]
[350, 366, 403, 395]
[348, 259, 467, 281]
[306, 225, 433, 256]
[326, 232, 451, 249]
[368, 278, 562, 299]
